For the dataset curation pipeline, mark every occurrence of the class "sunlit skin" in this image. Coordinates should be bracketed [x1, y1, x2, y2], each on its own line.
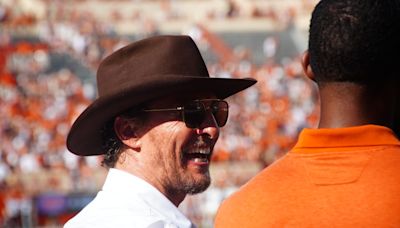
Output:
[114, 92, 220, 206]
[301, 51, 397, 129]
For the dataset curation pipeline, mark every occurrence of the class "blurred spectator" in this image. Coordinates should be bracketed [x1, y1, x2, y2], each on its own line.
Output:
[263, 36, 279, 60]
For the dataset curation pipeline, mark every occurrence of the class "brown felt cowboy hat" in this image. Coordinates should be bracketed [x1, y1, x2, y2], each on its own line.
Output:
[67, 35, 256, 156]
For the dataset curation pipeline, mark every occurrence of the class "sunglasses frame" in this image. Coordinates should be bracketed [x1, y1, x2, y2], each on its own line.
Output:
[141, 99, 229, 129]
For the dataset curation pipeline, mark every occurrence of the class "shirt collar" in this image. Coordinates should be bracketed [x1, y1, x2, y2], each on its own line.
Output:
[293, 124, 400, 149]
[103, 168, 194, 228]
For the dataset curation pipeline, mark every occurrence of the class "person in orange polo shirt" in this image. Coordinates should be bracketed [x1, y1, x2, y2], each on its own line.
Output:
[215, 0, 400, 227]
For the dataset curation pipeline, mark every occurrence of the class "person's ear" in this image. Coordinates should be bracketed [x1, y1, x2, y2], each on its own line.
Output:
[114, 116, 141, 150]
[301, 50, 315, 81]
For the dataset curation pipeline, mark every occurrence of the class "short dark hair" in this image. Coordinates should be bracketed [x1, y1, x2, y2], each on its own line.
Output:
[101, 108, 146, 168]
[309, 0, 400, 83]
[101, 118, 123, 168]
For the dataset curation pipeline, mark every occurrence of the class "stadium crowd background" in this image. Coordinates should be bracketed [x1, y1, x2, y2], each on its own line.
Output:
[0, 0, 319, 227]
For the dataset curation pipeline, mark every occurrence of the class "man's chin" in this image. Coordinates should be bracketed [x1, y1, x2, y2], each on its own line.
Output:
[185, 177, 211, 195]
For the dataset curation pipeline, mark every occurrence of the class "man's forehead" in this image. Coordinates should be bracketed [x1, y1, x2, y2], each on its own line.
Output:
[148, 92, 217, 107]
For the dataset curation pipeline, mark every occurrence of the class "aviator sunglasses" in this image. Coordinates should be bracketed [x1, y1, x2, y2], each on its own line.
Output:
[142, 99, 229, 129]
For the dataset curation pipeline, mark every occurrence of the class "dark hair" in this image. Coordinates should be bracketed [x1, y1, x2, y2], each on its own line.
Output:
[101, 119, 123, 168]
[309, 0, 400, 83]
[101, 108, 146, 168]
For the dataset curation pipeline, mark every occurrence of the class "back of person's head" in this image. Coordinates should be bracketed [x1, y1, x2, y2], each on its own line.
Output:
[309, 0, 400, 84]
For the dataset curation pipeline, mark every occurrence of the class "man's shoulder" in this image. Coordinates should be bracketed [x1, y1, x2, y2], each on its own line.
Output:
[64, 191, 166, 228]
[216, 159, 285, 207]
[214, 166, 277, 228]
[64, 212, 168, 228]
[231, 155, 294, 195]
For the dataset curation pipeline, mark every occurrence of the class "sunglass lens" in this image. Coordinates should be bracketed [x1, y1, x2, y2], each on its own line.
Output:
[212, 101, 229, 127]
[183, 101, 205, 128]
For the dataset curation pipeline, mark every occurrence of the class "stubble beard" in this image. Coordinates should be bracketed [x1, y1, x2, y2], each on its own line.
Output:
[165, 155, 211, 195]
[181, 170, 211, 195]
[179, 137, 213, 194]
[160, 135, 214, 196]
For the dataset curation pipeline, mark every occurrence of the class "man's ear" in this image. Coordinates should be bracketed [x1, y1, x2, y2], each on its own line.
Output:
[301, 50, 315, 81]
[114, 116, 141, 150]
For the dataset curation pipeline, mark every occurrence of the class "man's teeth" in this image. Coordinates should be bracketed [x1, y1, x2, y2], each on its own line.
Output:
[187, 147, 211, 155]
[185, 147, 211, 163]
[193, 157, 208, 163]
[198, 148, 211, 155]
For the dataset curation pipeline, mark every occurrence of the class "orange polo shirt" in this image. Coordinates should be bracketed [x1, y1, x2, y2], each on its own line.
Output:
[215, 125, 400, 227]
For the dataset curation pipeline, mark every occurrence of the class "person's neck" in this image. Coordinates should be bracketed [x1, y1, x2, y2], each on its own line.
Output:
[115, 155, 186, 207]
[317, 82, 395, 129]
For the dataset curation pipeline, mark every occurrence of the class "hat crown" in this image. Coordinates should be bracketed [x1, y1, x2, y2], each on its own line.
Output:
[97, 35, 209, 97]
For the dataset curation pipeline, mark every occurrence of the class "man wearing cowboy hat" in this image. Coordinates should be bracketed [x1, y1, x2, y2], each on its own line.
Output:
[64, 35, 256, 227]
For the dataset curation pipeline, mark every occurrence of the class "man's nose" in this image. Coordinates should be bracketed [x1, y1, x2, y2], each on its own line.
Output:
[195, 112, 220, 140]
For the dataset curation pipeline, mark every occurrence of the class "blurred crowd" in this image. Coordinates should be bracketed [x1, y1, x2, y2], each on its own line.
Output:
[0, 0, 318, 227]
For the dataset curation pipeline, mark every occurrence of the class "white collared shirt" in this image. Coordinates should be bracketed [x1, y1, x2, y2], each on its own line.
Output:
[64, 168, 195, 228]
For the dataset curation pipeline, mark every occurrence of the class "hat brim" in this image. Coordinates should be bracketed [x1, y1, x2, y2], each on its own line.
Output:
[67, 76, 256, 156]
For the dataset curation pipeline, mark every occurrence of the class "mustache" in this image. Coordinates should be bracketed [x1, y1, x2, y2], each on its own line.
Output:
[182, 135, 215, 155]
[193, 135, 213, 147]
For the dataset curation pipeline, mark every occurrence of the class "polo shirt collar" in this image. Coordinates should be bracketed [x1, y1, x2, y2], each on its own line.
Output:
[293, 124, 400, 149]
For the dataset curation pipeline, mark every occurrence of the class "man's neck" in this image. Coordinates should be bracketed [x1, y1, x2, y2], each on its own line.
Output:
[115, 154, 186, 207]
[317, 82, 395, 129]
